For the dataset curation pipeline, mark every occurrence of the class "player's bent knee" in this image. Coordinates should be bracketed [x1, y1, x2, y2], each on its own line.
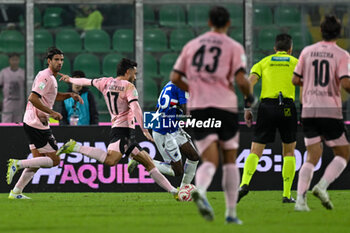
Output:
[104, 152, 122, 166]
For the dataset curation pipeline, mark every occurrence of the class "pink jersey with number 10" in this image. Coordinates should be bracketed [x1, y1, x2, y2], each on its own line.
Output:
[173, 31, 246, 113]
[294, 41, 350, 119]
[92, 77, 138, 129]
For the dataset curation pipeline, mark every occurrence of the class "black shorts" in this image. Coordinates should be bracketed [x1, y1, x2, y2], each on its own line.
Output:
[109, 127, 142, 156]
[23, 123, 58, 151]
[253, 98, 297, 144]
[190, 108, 238, 141]
[302, 118, 348, 141]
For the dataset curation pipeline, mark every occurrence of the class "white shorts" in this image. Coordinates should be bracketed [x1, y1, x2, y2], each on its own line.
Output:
[152, 130, 189, 163]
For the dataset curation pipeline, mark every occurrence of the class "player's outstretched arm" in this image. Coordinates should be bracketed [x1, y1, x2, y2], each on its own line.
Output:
[129, 100, 154, 142]
[56, 92, 84, 104]
[58, 73, 93, 87]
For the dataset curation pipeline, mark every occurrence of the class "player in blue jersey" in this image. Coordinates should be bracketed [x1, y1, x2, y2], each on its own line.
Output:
[129, 81, 199, 188]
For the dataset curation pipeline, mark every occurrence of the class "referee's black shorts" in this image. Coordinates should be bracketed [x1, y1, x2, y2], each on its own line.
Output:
[253, 98, 297, 144]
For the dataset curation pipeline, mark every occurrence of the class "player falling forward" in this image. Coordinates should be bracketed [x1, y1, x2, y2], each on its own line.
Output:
[57, 58, 178, 197]
[292, 15, 350, 211]
[6, 47, 83, 199]
[171, 6, 253, 223]
[128, 81, 199, 188]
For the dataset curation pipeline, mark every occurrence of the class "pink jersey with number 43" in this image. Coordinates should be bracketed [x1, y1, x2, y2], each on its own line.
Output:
[294, 41, 350, 119]
[23, 68, 58, 130]
[92, 77, 138, 128]
[173, 31, 246, 112]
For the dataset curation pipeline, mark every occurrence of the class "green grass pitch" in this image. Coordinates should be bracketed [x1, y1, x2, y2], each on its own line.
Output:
[0, 190, 349, 233]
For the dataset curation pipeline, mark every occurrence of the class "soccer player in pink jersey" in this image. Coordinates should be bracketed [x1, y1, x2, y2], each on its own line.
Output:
[6, 47, 83, 199]
[292, 15, 350, 211]
[171, 6, 253, 223]
[57, 58, 178, 197]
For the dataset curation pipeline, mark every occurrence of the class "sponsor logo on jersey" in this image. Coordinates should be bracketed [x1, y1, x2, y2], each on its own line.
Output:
[38, 82, 46, 90]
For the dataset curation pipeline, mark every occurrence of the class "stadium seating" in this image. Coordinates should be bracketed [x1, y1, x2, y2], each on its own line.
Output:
[73, 53, 100, 78]
[144, 5, 156, 25]
[337, 38, 349, 50]
[0, 30, 24, 53]
[43, 7, 63, 28]
[159, 5, 186, 27]
[34, 29, 53, 54]
[253, 5, 273, 26]
[230, 27, 243, 44]
[144, 29, 168, 52]
[60, 56, 71, 75]
[0, 54, 9, 70]
[308, 26, 322, 43]
[225, 4, 243, 27]
[170, 28, 194, 51]
[288, 27, 312, 51]
[103, 53, 123, 77]
[84, 29, 111, 53]
[159, 53, 178, 78]
[257, 28, 281, 51]
[20, 55, 42, 75]
[253, 51, 266, 64]
[34, 7, 42, 25]
[113, 29, 133, 53]
[188, 5, 210, 27]
[275, 6, 301, 26]
[144, 79, 159, 104]
[56, 29, 82, 53]
[144, 53, 158, 79]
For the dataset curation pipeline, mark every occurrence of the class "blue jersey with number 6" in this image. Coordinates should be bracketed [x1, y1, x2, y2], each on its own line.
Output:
[153, 81, 187, 135]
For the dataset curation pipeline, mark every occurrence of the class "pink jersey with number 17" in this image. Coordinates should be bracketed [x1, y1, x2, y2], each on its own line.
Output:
[294, 41, 350, 119]
[173, 31, 246, 113]
[92, 77, 138, 128]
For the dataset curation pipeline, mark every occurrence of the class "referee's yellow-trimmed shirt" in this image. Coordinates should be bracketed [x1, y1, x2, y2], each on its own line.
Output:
[251, 51, 298, 100]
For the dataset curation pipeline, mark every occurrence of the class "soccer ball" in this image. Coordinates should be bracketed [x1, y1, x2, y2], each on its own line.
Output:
[178, 184, 196, 202]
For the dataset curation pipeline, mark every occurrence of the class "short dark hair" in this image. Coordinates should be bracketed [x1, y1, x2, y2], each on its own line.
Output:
[209, 6, 230, 28]
[116, 58, 137, 76]
[321, 15, 341, 41]
[8, 53, 19, 59]
[275, 33, 292, 51]
[47, 47, 64, 60]
[72, 70, 86, 78]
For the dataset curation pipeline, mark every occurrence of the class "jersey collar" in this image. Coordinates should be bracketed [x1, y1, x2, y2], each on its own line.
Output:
[275, 51, 288, 55]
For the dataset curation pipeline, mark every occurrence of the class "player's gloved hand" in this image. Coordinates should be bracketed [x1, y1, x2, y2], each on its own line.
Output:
[71, 93, 84, 105]
[244, 108, 253, 128]
[143, 129, 154, 142]
[49, 111, 63, 121]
